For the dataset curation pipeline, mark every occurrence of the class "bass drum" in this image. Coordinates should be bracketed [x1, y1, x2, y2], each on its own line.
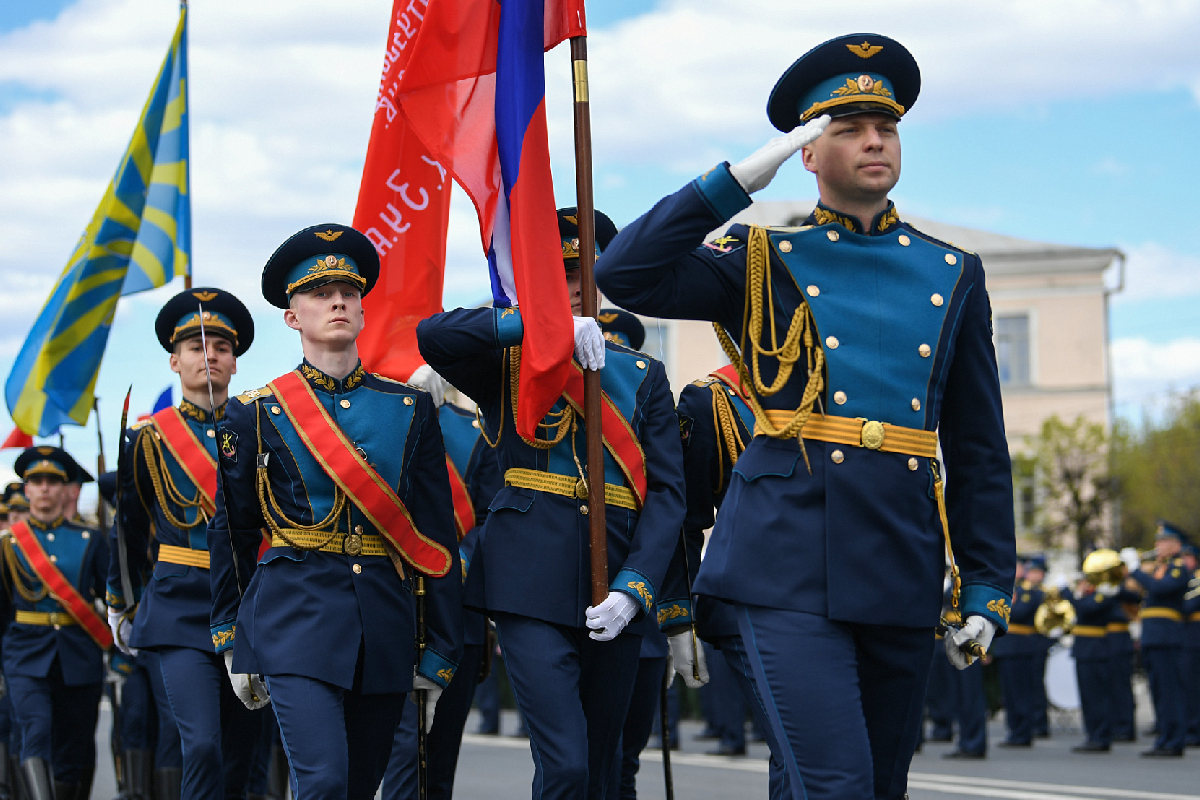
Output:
[1045, 643, 1080, 710]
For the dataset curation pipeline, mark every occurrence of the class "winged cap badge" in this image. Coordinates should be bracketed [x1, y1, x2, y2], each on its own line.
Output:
[847, 41, 883, 58]
[192, 290, 218, 302]
[315, 229, 344, 242]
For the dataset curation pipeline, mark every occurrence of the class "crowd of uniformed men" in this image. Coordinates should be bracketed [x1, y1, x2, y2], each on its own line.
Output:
[0, 30, 1197, 800]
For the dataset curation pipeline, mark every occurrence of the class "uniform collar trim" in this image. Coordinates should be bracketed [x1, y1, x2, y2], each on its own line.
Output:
[28, 514, 64, 530]
[807, 201, 900, 236]
[299, 360, 367, 394]
[179, 398, 225, 424]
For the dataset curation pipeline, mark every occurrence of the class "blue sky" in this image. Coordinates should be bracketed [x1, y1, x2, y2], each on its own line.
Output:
[0, 0, 1198, 495]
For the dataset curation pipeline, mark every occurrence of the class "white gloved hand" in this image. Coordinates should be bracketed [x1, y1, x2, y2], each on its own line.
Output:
[411, 673, 444, 733]
[666, 631, 709, 688]
[728, 115, 831, 194]
[407, 364, 449, 407]
[945, 615, 997, 670]
[585, 591, 639, 641]
[572, 317, 606, 371]
[1094, 582, 1120, 599]
[107, 607, 137, 657]
[224, 651, 271, 710]
[1120, 547, 1141, 572]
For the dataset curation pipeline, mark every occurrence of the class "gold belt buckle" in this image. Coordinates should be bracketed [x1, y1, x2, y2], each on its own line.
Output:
[574, 478, 589, 500]
[48, 612, 61, 628]
[344, 528, 363, 557]
[859, 419, 885, 450]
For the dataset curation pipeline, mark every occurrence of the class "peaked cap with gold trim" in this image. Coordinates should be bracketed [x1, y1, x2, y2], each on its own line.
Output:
[262, 223, 380, 309]
[597, 308, 645, 350]
[14, 446, 78, 483]
[767, 33, 920, 132]
[558, 207, 618, 262]
[156, 287, 255, 357]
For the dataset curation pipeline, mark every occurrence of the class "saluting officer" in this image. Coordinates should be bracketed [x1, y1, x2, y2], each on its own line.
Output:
[594, 33, 1016, 800]
[107, 287, 261, 800]
[208, 224, 462, 800]
[417, 209, 688, 800]
[1123, 521, 1191, 757]
[1, 447, 110, 800]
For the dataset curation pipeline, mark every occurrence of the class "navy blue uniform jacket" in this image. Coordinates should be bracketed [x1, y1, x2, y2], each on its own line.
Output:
[1131, 558, 1189, 648]
[595, 163, 1016, 631]
[417, 308, 686, 634]
[208, 362, 462, 694]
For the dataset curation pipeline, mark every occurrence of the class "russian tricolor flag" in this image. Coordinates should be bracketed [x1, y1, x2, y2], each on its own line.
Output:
[396, 0, 585, 439]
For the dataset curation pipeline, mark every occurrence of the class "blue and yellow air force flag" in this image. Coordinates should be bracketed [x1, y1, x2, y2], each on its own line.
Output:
[6, 9, 191, 436]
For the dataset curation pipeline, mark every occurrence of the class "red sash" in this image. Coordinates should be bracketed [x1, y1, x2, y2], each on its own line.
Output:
[560, 362, 648, 508]
[151, 407, 217, 517]
[445, 455, 475, 542]
[268, 371, 453, 577]
[9, 521, 113, 649]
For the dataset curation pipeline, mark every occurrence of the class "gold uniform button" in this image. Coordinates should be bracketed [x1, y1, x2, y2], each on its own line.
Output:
[833, 391, 847, 405]
[404, 397, 414, 405]
[919, 344, 931, 358]
[931, 293, 943, 307]
[898, 234, 911, 246]
[580, 504, 589, 515]
[352, 564, 362, 574]
[908, 457, 919, 471]
[354, 525, 364, 535]
[46, 533, 55, 542]
[635, 360, 646, 370]
[806, 285, 820, 297]
[945, 253, 957, 266]
[912, 398, 921, 411]
[779, 240, 793, 253]
[206, 429, 216, 438]
[271, 406, 281, 415]
[472, 420, 480, 429]
[81, 531, 90, 540]
[340, 399, 351, 409]
[827, 230, 839, 242]
[831, 449, 845, 464]
[49, 555, 57, 563]
[825, 336, 839, 349]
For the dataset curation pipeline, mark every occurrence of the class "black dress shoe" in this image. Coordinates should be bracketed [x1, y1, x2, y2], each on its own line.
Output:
[997, 740, 1032, 748]
[695, 728, 720, 741]
[1140, 748, 1184, 758]
[1071, 741, 1111, 753]
[1185, 738, 1200, 748]
[706, 744, 747, 757]
[1112, 735, 1137, 743]
[927, 734, 953, 743]
[942, 750, 985, 760]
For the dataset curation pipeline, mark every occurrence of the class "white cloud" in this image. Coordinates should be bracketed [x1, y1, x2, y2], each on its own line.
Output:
[1111, 242, 1200, 303]
[1111, 336, 1200, 418]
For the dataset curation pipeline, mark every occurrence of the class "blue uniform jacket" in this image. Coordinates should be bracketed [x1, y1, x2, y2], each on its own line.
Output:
[595, 164, 1016, 631]
[1130, 558, 1189, 648]
[207, 362, 462, 694]
[1183, 569, 1200, 651]
[108, 399, 224, 651]
[991, 580, 1042, 657]
[416, 307, 686, 634]
[676, 377, 755, 645]
[1066, 588, 1113, 661]
[0, 516, 108, 685]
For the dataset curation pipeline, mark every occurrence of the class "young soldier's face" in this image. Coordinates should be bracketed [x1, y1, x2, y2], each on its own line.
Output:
[285, 281, 365, 346]
[25, 475, 65, 522]
[801, 112, 901, 203]
[171, 335, 236, 396]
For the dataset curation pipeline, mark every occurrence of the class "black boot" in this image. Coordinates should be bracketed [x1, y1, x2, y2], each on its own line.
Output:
[20, 760, 53, 800]
[123, 752, 148, 800]
[153, 769, 181, 800]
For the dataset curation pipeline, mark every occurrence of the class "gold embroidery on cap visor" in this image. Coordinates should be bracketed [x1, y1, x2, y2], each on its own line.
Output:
[285, 254, 367, 296]
[801, 86, 905, 123]
[24, 460, 68, 481]
[172, 314, 238, 349]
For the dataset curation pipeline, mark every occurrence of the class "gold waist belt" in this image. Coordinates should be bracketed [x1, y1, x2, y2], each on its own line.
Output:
[157, 544, 211, 569]
[1190, 612, 1200, 623]
[755, 411, 938, 458]
[1107, 623, 1130, 633]
[271, 529, 388, 557]
[1072, 625, 1106, 637]
[1140, 607, 1183, 622]
[15, 610, 75, 627]
[503, 469, 637, 511]
[1007, 624, 1036, 635]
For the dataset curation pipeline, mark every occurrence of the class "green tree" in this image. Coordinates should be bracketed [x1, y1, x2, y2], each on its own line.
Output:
[1033, 414, 1111, 566]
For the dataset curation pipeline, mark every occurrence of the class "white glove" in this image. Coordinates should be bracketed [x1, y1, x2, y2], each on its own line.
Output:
[585, 591, 639, 641]
[572, 317, 606, 371]
[107, 607, 137, 657]
[1095, 582, 1120, 599]
[945, 615, 997, 670]
[728, 115, 831, 194]
[666, 631, 709, 688]
[224, 651, 270, 710]
[1120, 547, 1141, 572]
[411, 673, 444, 733]
[407, 364, 449, 407]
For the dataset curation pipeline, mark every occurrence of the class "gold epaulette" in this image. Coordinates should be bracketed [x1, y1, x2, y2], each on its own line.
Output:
[237, 386, 274, 405]
[690, 377, 718, 388]
[130, 418, 153, 431]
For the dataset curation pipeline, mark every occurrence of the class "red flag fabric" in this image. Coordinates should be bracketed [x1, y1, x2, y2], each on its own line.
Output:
[352, 1, 456, 382]
[395, 0, 586, 440]
[1, 426, 33, 450]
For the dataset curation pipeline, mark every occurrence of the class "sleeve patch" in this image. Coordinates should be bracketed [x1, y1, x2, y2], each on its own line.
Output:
[703, 235, 745, 258]
[678, 414, 694, 451]
[219, 429, 239, 463]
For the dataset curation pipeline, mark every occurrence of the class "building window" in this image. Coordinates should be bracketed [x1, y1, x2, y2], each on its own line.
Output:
[1013, 456, 1037, 533]
[995, 313, 1030, 386]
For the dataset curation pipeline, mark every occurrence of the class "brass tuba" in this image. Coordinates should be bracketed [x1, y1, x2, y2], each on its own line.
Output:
[1034, 586, 1077, 636]
[1082, 548, 1127, 591]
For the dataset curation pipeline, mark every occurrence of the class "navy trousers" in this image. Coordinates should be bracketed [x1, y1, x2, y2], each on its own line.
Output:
[382, 643, 485, 800]
[1075, 659, 1111, 745]
[473, 653, 501, 735]
[703, 642, 746, 751]
[924, 653, 955, 741]
[493, 612, 642, 800]
[1143, 646, 1186, 751]
[1108, 652, 1136, 740]
[717, 636, 788, 800]
[1182, 648, 1200, 744]
[7, 660, 102, 783]
[268, 672, 405, 800]
[949, 657, 988, 756]
[737, 606, 934, 800]
[996, 655, 1035, 744]
[1031, 646, 1049, 736]
[607, 656, 666, 800]
[157, 646, 261, 800]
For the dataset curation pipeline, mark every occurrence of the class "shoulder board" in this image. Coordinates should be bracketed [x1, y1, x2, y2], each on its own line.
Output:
[369, 373, 417, 388]
[130, 418, 153, 431]
[237, 386, 274, 405]
[690, 376, 719, 388]
[605, 341, 653, 360]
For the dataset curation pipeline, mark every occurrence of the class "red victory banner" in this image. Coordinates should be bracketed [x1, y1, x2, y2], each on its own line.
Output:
[352, 0, 454, 383]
